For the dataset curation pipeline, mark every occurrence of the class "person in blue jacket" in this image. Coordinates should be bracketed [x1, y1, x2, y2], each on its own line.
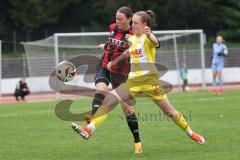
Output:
[211, 36, 228, 94]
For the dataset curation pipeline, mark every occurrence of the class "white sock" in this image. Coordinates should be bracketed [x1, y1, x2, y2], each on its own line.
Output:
[187, 129, 193, 136]
[87, 122, 96, 133]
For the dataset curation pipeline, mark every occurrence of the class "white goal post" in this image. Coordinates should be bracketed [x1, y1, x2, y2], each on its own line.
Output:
[0, 40, 2, 97]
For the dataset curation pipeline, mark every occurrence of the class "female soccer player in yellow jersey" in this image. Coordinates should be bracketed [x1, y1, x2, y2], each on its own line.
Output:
[72, 10, 205, 152]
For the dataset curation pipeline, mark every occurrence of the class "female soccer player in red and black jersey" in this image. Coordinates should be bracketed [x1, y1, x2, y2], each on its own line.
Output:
[88, 6, 142, 153]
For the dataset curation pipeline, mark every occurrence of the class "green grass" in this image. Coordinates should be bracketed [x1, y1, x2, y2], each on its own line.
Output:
[0, 90, 240, 160]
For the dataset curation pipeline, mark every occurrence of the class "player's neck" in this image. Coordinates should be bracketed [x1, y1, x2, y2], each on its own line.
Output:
[121, 25, 131, 31]
[136, 33, 144, 38]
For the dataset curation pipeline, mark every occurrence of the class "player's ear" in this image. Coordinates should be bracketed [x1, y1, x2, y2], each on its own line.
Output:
[127, 17, 132, 24]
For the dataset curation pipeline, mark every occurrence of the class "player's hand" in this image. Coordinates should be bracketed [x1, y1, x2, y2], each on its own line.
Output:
[218, 52, 225, 57]
[107, 61, 113, 70]
[98, 44, 105, 51]
[144, 26, 152, 37]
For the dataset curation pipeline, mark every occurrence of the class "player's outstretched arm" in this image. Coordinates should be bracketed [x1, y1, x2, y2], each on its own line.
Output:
[107, 50, 129, 70]
[145, 26, 160, 47]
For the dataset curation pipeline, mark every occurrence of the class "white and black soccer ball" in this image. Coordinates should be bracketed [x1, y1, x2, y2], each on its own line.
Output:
[56, 61, 76, 82]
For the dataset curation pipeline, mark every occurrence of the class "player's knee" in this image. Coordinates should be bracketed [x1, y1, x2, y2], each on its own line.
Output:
[163, 108, 178, 119]
[95, 84, 108, 94]
[212, 72, 217, 78]
[102, 93, 119, 107]
[122, 106, 134, 116]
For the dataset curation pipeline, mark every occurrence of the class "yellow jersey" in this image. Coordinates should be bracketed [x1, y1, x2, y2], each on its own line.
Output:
[128, 34, 158, 79]
[122, 34, 167, 100]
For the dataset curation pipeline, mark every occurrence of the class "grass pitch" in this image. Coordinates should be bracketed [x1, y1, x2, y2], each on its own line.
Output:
[0, 90, 240, 160]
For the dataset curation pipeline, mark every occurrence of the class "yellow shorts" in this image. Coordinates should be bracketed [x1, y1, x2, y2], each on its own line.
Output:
[121, 74, 167, 100]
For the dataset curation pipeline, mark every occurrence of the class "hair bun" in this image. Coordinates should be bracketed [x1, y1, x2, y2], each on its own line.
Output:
[146, 10, 154, 19]
[146, 10, 156, 27]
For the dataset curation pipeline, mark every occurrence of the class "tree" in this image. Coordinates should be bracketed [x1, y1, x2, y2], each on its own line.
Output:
[217, 0, 240, 41]
[2, 0, 240, 42]
[0, 0, 13, 36]
[9, 0, 78, 40]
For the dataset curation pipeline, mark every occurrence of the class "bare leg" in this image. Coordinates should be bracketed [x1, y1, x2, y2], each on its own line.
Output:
[89, 86, 133, 129]
[95, 82, 108, 94]
[120, 102, 141, 144]
[153, 98, 205, 144]
[212, 72, 217, 93]
[217, 71, 223, 92]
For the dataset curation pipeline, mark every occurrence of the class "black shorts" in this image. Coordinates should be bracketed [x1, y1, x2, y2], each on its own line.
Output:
[95, 67, 127, 89]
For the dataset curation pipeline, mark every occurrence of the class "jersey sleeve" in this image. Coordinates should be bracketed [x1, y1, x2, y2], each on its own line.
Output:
[145, 35, 160, 49]
[109, 23, 116, 33]
[223, 44, 228, 55]
[145, 36, 155, 48]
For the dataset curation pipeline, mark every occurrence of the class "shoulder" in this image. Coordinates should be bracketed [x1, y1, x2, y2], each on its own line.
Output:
[222, 44, 227, 48]
[128, 35, 135, 41]
[143, 35, 160, 48]
[109, 23, 117, 32]
[213, 43, 218, 49]
[144, 35, 152, 45]
[128, 35, 136, 48]
[129, 28, 134, 35]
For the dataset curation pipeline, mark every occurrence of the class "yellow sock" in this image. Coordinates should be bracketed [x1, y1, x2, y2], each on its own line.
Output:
[92, 114, 107, 128]
[90, 106, 108, 129]
[173, 111, 192, 135]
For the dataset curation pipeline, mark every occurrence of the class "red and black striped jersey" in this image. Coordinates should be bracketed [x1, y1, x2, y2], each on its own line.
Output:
[101, 23, 133, 76]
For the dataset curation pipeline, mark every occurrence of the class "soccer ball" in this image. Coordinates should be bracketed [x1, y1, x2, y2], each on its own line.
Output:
[185, 86, 190, 91]
[56, 61, 76, 82]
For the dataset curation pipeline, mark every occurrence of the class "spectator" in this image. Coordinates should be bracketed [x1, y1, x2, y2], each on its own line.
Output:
[180, 63, 189, 92]
[14, 79, 30, 101]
